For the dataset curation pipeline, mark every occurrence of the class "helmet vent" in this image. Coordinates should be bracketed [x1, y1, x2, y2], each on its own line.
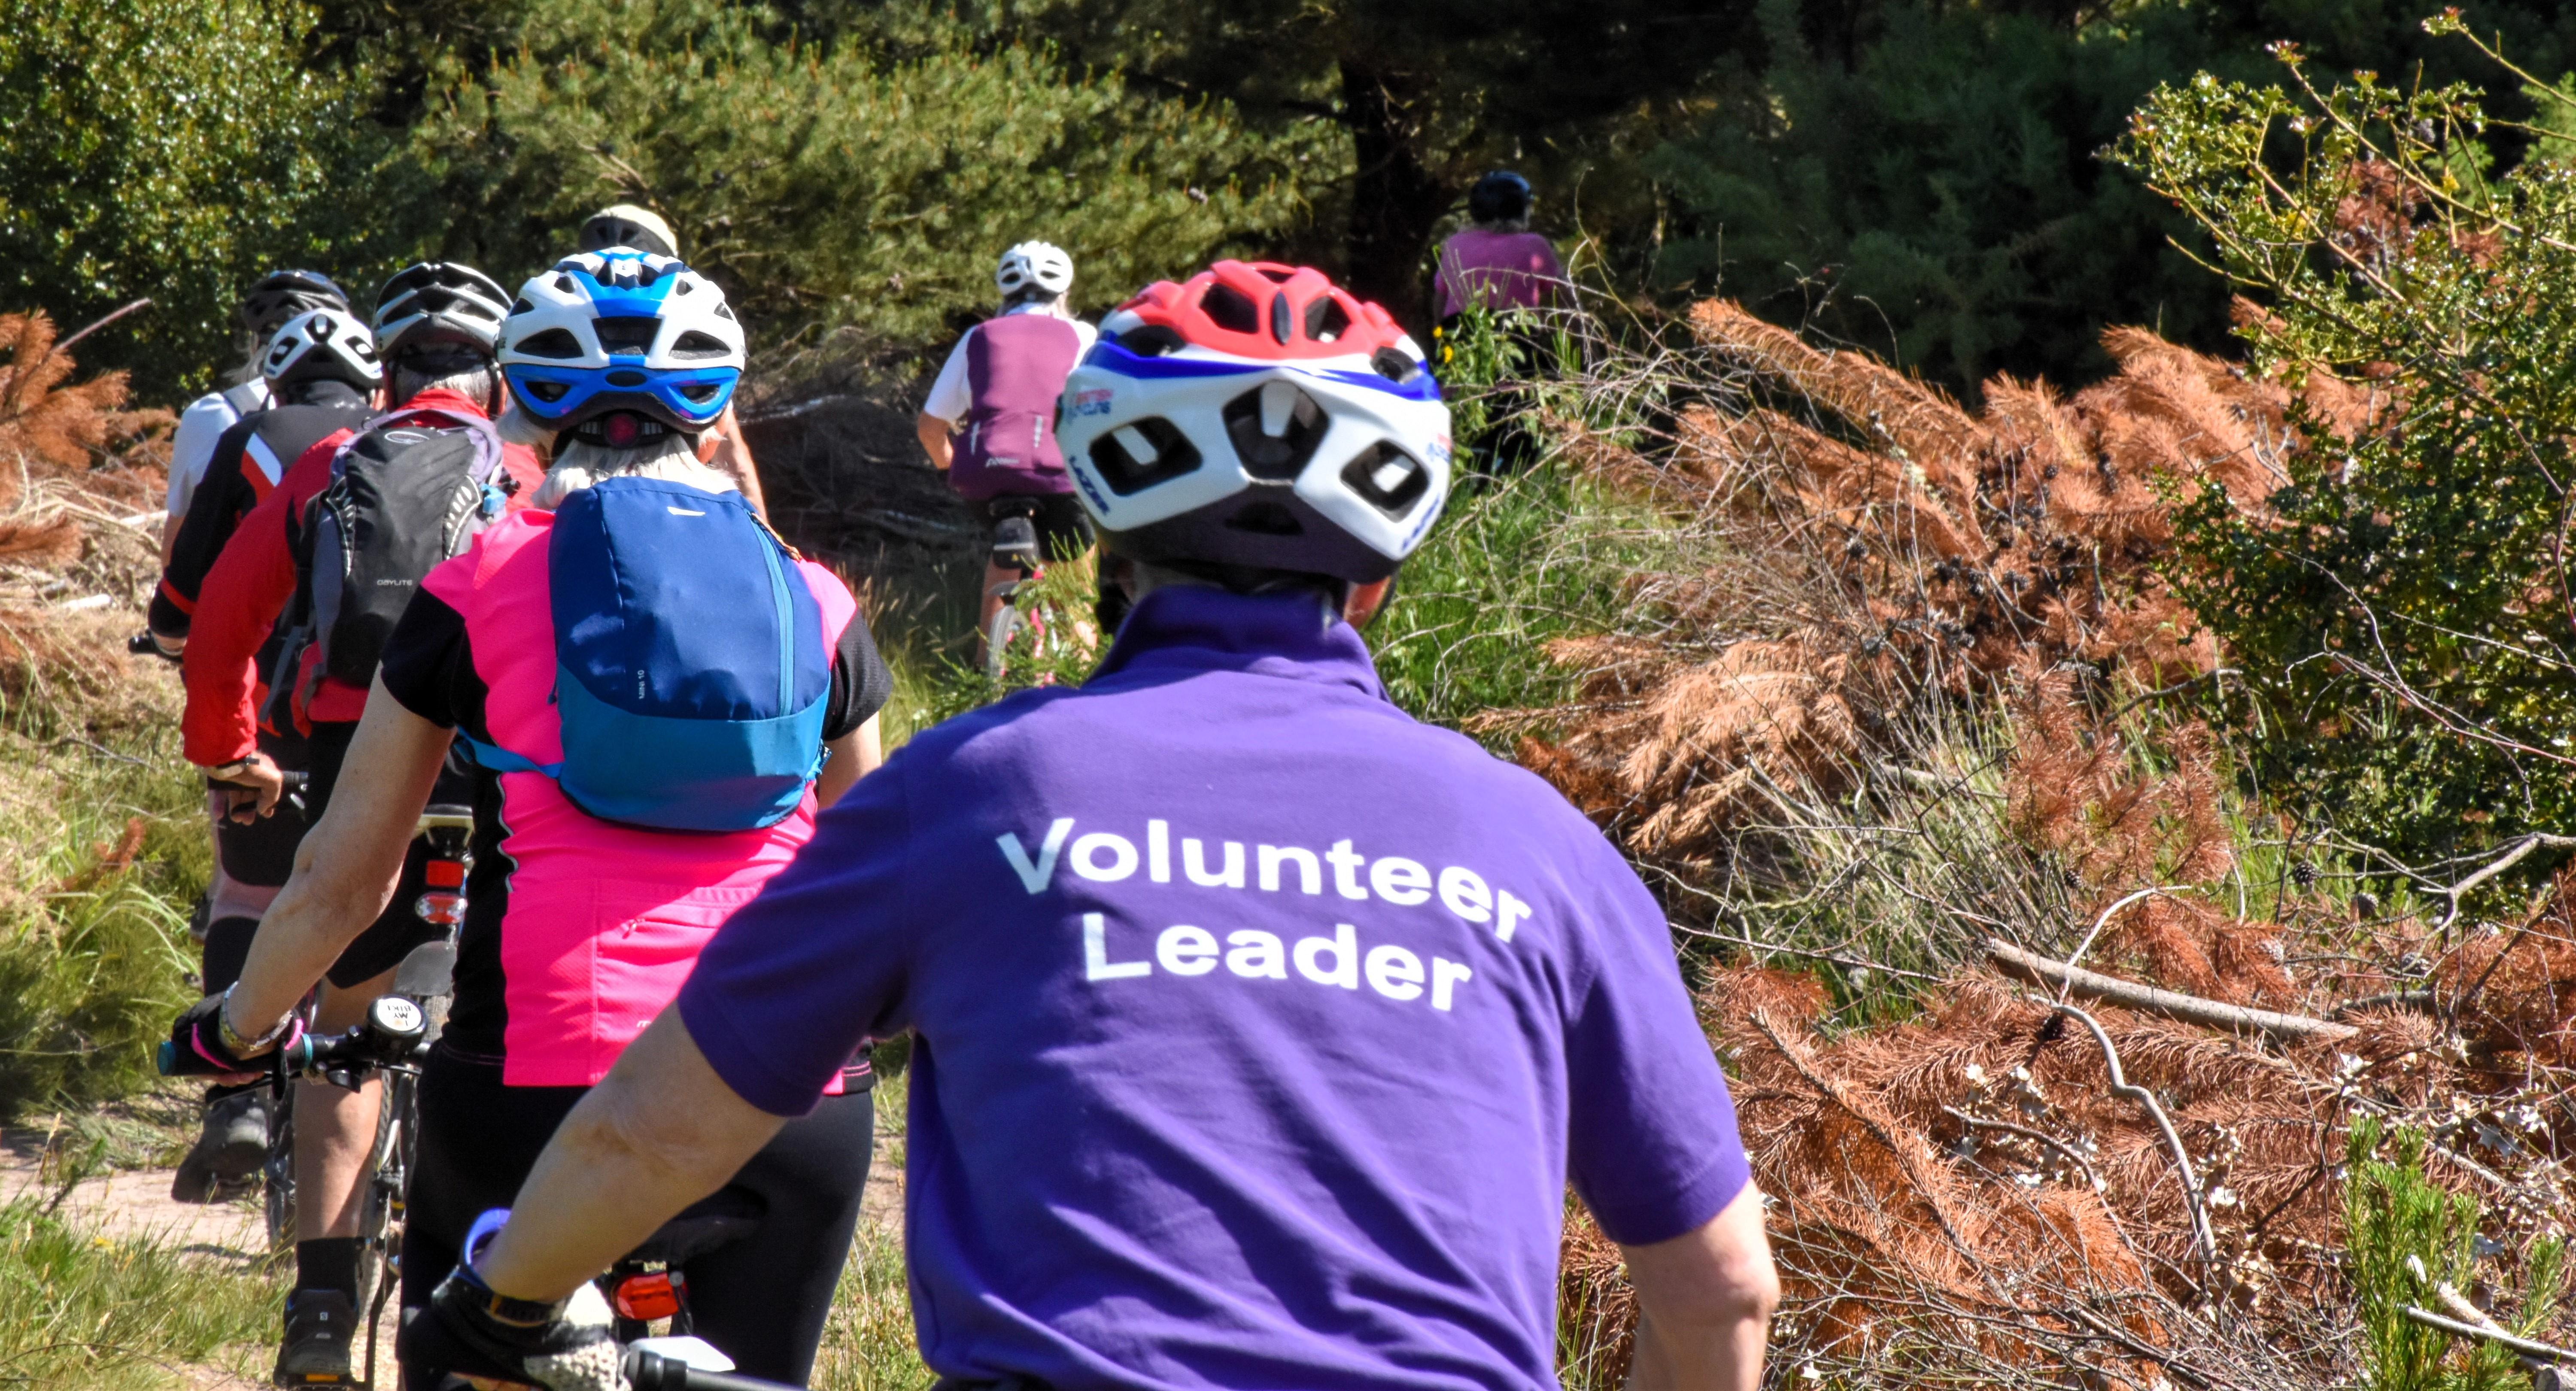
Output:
[1371, 347, 1421, 383]
[1114, 325, 1185, 357]
[510, 328, 584, 360]
[510, 298, 534, 316]
[1089, 416, 1202, 496]
[1223, 501, 1304, 536]
[1222, 383, 1326, 481]
[595, 317, 659, 355]
[1270, 292, 1292, 344]
[553, 275, 576, 294]
[1203, 283, 1261, 335]
[668, 331, 731, 360]
[714, 302, 737, 322]
[677, 381, 723, 404]
[523, 380, 571, 403]
[1340, 443, 1431, 519]
[1306, 296, 1352, 343]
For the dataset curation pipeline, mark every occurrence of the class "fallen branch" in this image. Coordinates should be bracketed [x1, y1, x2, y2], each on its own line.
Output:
[2053, 1002, 2220, 1282]
[2400, 1305, 2576, 1365]
[1989, 938, 2359, 1044]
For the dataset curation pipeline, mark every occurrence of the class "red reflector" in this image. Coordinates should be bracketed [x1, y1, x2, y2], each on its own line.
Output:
[426, 860, 465, 888]
[614, 1272, 681, 1322]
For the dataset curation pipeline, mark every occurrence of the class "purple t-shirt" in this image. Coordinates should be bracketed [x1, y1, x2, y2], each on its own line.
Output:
[678, 587, 1749, 1391]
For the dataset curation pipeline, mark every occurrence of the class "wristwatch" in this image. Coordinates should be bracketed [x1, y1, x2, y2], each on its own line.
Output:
[214, 984, 292, 1056]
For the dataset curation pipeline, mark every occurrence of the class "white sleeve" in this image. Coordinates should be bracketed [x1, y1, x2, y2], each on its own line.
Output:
[920, 332, 976, 425]
[164, 393, 237, 519]
[1070, 320, 1098, 356]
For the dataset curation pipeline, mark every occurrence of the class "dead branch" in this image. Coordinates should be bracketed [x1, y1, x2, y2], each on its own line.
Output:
[1990, 939, 2359, 1044]
[2399, 1305, 2576, 1364]
[2052, 1002, 2220, 1282]
[2434, 833, 2576, 932]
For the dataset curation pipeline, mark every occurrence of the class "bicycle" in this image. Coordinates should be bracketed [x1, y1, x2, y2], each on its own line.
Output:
[981, 497, 1088, 683]
[163, 799, 471, 1388]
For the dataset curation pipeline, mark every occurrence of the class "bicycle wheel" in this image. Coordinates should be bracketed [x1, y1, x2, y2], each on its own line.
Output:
[984, 604, 1027, 682]
[263, 1088, 296, 1250]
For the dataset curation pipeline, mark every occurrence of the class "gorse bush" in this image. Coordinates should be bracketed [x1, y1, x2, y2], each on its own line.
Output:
[2120, 24, 2576, 879]
[2344, 1117, 2566, 1391]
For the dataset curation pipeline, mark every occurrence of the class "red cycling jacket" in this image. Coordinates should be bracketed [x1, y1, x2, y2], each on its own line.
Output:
[181, 389, 544, 768]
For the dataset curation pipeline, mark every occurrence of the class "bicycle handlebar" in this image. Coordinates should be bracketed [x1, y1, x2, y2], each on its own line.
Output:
[623, 1348, 801, 1391]
[155, 995, 428, 1082]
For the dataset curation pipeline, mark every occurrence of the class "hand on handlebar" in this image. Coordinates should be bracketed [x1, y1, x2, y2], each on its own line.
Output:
[404, 1260, 628, 1391]
[209, 753, 290, 823]
[163, 991, 300, 1084]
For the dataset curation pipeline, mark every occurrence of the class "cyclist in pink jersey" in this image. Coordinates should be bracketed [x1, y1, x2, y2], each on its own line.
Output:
[1433, 171, 1568, 322]
[167, 261, 893, 1386]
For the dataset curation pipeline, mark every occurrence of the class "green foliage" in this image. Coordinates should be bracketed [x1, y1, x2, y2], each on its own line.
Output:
[1652, 0, 2576, 396]
[0, 0, 396, 401]
[0, 1199, 285, 1388]
[2119, 31, 2576, 877]
[1653, 0, 2228, 392]
[409, 0, 1331, 358]
[2344, 1117, 2565, 1391]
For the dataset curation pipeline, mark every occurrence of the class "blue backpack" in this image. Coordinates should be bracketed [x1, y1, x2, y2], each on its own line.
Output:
[468, 476, 832, 832]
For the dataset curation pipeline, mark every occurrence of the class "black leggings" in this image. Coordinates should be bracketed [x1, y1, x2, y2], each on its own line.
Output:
[404, 1047, 872, 1385]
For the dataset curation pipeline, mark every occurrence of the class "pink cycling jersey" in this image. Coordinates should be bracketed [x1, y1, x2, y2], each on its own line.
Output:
[1433, 229, 1567, 319]
[419, 509, 860, 1087]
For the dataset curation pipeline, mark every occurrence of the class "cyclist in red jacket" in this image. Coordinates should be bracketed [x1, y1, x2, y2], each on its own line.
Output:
[183, 261, 543, 1384]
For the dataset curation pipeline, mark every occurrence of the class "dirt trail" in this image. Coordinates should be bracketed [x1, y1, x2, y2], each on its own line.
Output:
[6, 1106, 908, 1388]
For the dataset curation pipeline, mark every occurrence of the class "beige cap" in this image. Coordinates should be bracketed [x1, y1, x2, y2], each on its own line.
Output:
[577, 204, 678, 258]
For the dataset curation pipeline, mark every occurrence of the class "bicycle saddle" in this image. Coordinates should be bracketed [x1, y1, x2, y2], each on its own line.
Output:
[626, 1187, 766, 1266]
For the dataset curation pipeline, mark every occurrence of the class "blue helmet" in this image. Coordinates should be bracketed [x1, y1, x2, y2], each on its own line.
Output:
[497, 250, 744, 435]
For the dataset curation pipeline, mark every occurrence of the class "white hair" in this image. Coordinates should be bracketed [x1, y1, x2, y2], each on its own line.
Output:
[392, 362, 500, 407]
[533, 431, 731, 510]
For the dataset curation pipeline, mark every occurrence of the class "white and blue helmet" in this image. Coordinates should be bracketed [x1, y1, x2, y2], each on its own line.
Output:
[497, 250, 744, 436]
[1057, 261, 1450, 583]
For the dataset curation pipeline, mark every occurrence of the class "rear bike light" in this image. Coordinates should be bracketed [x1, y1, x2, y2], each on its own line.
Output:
[415, 892, 466, 926]
[426, 859, 466, 889]
[614, 1271, 682, 1322]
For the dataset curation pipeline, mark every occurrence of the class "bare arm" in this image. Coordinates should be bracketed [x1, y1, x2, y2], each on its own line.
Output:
[814, 715, 880, 808]
[1619, 1184, 1777, 1391]
[222, 677, 450, 1037]
[470, 1011, 784, 1301]
[916, 413, 955, 471]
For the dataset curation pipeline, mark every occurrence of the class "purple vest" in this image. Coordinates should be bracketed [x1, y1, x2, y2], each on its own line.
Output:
[952, 314, 1083, 500]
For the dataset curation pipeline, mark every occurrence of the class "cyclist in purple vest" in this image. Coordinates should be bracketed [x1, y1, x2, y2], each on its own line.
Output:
[395, 261, 1775, 1391]
[917, 242, 1100, 650]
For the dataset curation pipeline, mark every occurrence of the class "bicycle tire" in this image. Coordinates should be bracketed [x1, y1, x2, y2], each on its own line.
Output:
[264, 1092, 296, 1251]
[984, 605, 1027, 682]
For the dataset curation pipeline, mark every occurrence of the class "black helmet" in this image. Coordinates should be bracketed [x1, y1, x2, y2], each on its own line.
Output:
[373, 262, 512, 361]
[238, 270, 350, 340]
[1467, 171, 1534, 226]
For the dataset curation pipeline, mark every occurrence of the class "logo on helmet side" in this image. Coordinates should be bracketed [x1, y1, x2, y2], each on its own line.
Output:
[1071, 389, 1115, 418]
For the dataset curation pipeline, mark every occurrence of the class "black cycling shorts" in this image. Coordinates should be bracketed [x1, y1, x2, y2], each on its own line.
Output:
[212, 729, 310, 887]
[305, 720, 471, 990]
[404, 1048, 872, 1385]
[984, 492, 1092, 564]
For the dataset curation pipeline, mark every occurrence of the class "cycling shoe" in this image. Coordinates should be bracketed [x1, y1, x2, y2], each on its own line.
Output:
[200, 1090, 270, 1176]
[273, 1288, 360, 1385]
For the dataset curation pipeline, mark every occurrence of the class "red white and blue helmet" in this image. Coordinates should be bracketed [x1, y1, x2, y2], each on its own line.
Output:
[1058, 261, 1451, 583]
[497, 250, 744, 435]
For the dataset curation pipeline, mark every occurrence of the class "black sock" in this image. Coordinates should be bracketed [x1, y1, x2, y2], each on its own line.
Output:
[201, 915, 260, 995]
[295, 1237, 363, 1299]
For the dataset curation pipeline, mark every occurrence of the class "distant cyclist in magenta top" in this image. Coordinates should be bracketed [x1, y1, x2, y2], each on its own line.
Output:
[1434, 170, 1568, 322]
[392, 260, 1776, 1391]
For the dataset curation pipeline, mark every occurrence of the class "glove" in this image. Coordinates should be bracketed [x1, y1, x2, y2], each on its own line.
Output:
[166, 990, 296, 1078]
[400, 1262, 627, 1391]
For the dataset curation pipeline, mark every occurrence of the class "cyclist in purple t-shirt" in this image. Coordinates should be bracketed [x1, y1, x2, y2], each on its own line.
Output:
[398, 262, 1775, 1391]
